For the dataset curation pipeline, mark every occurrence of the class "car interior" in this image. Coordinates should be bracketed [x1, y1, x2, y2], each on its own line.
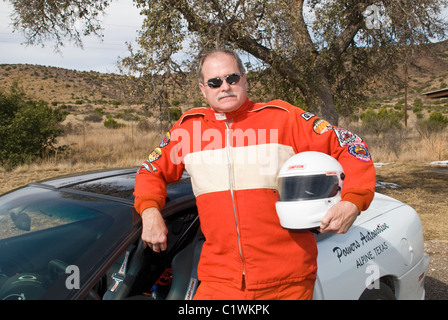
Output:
[94, 206, 203, 300]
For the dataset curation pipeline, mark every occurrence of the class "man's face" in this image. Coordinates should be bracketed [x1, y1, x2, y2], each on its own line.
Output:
[199, 52, 248, 113]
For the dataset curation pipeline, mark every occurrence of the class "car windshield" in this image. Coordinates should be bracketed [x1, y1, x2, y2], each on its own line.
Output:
[0, 186, 136, 300]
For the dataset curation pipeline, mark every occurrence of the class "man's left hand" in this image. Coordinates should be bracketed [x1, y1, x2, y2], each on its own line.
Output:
[319, 201, 359, 234]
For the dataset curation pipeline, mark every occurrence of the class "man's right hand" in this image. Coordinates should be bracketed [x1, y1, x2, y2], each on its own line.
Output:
[141, 207, 168, 253]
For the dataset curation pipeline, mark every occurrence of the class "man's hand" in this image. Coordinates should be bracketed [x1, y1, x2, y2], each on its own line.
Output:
[141, 207, 168, 252]
[319, 201, 359, 234]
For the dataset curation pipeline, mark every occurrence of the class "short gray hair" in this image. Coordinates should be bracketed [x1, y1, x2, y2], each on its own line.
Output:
[197, 48, 246, 83]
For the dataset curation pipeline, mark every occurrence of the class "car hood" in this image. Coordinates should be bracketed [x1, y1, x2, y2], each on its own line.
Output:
[353, 192, 407, 227]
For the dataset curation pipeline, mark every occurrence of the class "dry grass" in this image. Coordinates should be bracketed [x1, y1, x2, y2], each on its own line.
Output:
[0, 112, 447, 242]
[367, 131, 448, 163]
[0, 117, 161, 194]
[58, 118, 161, 166]
[340, 110, 448, 163]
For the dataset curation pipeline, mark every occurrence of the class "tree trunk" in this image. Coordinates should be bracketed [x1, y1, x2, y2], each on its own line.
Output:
[299, 66, 339, 125]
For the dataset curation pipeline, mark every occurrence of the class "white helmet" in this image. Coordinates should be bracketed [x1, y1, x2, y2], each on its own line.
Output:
[275, 151, 345, 229]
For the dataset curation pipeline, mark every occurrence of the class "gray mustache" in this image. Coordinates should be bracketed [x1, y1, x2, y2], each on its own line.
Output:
[218, 92, 237, 100]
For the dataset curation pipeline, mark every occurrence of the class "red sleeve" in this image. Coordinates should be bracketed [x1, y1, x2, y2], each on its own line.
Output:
[134, 129, 185, 214]
[289, 105, 376, 213]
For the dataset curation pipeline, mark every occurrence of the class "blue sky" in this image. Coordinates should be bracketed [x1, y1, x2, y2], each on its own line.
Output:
[0, 1, 447, 74]
[0, 1, 144, 74]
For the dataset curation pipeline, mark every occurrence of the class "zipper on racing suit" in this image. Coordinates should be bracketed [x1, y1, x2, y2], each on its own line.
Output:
[225, 121, 246, 285]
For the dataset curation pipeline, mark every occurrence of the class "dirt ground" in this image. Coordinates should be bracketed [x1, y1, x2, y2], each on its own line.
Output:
[375, 162, 448, 300]
[1, 162, 447, 299]
[424, 240, 448, 300]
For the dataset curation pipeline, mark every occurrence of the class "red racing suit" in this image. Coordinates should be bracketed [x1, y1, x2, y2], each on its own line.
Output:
[134, 98, 375, 290]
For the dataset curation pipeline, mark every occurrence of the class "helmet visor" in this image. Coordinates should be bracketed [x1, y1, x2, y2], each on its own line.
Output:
[278, 174, 340, 201]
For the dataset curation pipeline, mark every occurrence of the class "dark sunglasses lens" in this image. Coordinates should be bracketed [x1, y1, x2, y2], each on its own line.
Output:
[226, 73, 241, 84]
[206, 73, 241, 88]
[207, 78, 223, 88]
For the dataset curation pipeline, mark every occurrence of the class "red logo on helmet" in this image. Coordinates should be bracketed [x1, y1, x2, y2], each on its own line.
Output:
[287, 164, 305, 171]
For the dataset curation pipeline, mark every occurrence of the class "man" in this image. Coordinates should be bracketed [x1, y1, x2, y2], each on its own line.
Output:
[134, 48, 375, 299]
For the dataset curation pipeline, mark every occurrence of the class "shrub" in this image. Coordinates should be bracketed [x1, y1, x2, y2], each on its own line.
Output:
[94, 107, 104, 115]
[137, 119, 156, 132]
[116, 109, 139, 121]
[110, 100, 122, 106]
[163, 107, 182, 122]
[360, 107, 402, 136]
[417, 111, 448, 138]
[84, 113, 103, 123]
[103, 117, 125, 129]
[0, 83, 67, 169]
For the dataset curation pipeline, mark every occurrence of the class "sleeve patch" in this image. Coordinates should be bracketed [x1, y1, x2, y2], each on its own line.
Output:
[333, 127, 363, 147]
[137, 131, 171, 175]
[348, 143, 372, 162]
[148, 147, 162, 163]
[300, 111, 315, 121]
[159, 131, 171, 148]
[138, 147, 162, 174]
[312, 118, 333, 135]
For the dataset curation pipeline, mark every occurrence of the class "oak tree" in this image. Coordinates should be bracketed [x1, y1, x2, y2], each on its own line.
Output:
[7, 0, 448, 124]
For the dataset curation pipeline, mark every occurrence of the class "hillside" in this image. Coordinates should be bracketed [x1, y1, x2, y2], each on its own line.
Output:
[0, 64, 128, 105]
[372, 40, 448, 104]
[1, 40, 448, 113]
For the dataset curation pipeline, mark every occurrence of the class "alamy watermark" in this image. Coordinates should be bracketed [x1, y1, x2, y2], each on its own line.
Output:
[168, 122, 282, 175]
[365, 264, 380, 290]
[65, 265, 80, 290]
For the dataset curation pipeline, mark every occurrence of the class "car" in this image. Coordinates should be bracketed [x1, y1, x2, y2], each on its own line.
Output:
[0, 168, 429, 300]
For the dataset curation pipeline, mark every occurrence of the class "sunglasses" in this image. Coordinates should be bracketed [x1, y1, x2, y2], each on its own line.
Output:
[206, 73, 242, 89]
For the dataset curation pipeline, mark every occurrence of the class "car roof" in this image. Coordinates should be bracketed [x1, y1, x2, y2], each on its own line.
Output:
[27, 168, 193, 206]
[34, 168, 138, 189]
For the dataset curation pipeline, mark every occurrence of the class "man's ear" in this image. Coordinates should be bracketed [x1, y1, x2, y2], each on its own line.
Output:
[242, 73, 248, 90]
[199, 82, 207, 98]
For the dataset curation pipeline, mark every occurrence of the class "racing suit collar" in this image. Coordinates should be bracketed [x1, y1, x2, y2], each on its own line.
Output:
[207, 98, 254, 122]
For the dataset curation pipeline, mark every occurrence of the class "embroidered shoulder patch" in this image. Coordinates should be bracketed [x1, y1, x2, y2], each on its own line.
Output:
[159, 132, 171, 148]
[137, 147, 163, 174]
[300, 111, 315, 121]
[333, 127, 363, 147]
[348, 143, 371, 162]
[148, 147, 162, 163]
[312, 118, 333, 135]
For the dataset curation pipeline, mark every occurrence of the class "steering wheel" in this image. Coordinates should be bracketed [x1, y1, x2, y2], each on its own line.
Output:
[0, 259, 70, 300]
[0, 273, 48, 300]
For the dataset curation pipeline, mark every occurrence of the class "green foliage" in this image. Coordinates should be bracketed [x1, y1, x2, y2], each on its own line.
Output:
[417, 111, 448, 138]
[110, 100, 122, 106]
[360, 107, 402, 136]
[8, 0, 110, 50]
[163, 107, 182, 123]
[0, 83, 67, 169]
[103, 116, 125, 129]
[93, 107, 104, 115]
[115, 108, 139, 121]
[6, 0, 448, 124]
[84, 113, 103, 122]
[413, 98, 424, 109]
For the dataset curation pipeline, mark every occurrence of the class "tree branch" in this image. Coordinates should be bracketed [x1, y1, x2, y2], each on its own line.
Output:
[323, 2, 372, 67]
[292, 0, 317, 58]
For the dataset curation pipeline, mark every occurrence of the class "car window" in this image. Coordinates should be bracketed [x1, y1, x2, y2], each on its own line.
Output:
[0, 186, 136, 300]
[1, 196, 102, 240]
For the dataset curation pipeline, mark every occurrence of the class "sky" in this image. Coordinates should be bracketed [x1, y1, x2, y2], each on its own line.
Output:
[0, 2, 447, 75]
[0, 1, 144, 74]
